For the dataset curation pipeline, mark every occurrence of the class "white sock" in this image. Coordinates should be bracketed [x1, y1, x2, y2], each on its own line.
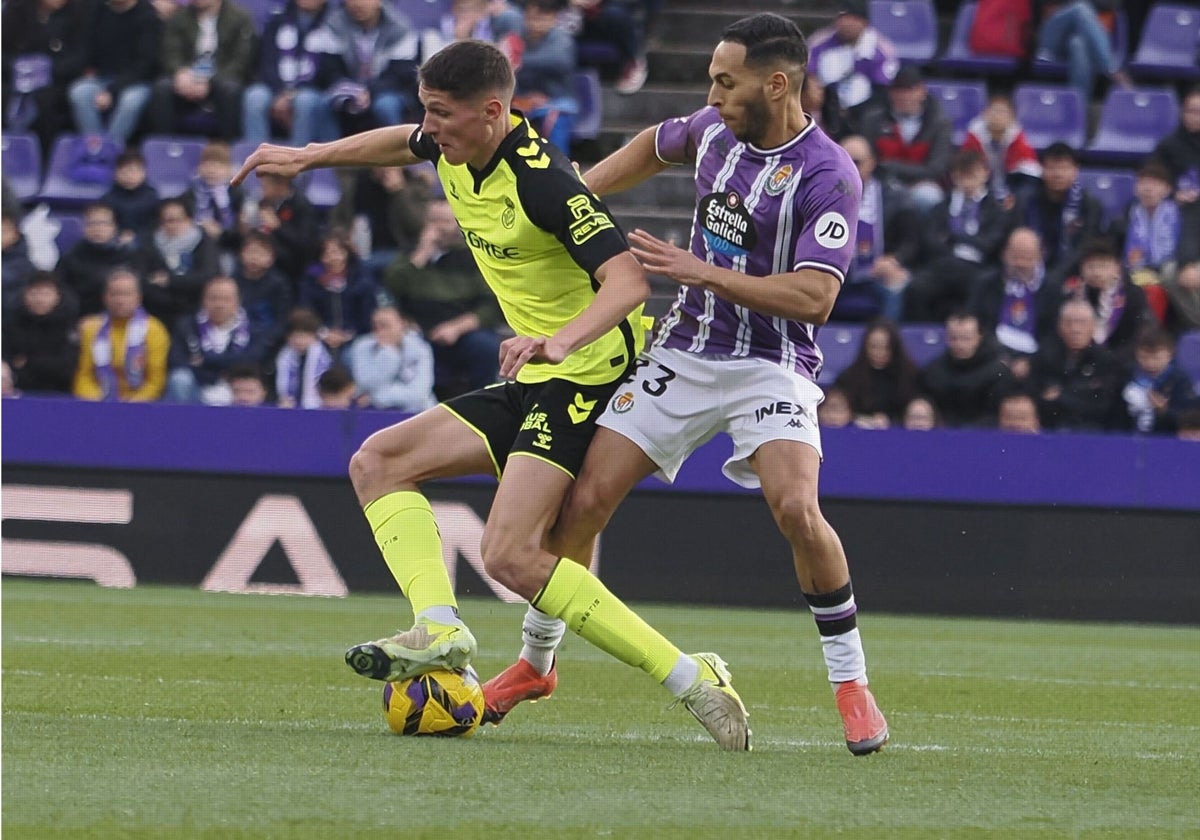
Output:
[519, 605, 565, 676]
[416, 606, 464, 627]
[662, 653, 701, 698]
[821, 627, 867, 684]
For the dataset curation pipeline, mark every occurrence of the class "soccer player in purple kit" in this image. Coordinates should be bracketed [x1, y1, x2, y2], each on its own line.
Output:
[483, 12, 890, 755]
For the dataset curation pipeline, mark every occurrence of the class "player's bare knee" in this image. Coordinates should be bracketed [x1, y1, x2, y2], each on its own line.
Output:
[773, 495, 824, 548]
[480, 530, 536, 596]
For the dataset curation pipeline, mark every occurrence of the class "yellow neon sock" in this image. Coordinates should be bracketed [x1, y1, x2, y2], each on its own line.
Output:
[364, 491, 457, 615]
[533, 559, 681, 683]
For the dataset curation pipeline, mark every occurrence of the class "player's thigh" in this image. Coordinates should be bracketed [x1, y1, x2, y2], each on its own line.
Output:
[723, 360, 825, 489]
[485, 452, 577, 559]
[748, 438, 822, 515]
[355, 405, 496, 488]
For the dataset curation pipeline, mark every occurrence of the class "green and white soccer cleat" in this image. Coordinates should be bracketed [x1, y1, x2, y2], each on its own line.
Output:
[345, 619, 478, 682]
[674, 652, 752, 751]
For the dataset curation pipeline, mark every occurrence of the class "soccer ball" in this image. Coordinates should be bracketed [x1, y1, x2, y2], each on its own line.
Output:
[382, 666, 485, 737]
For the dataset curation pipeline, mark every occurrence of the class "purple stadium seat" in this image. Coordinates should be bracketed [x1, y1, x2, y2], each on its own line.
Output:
[1129, 3, 1200, 80]
[397, 0, 452, 32]
[1177, 331, 1200, 390]
[141, 136, 207, 199]
[870, 0, 938, 65]
[1077, 168, 1135, 226]
[900, 324, 946, 368]
[1085, 87, 1180, 163]
[37, 134, 113, 207]
[1, 133, 42, 202]
[925, 80, 988, 145]
[1033, 11, 1127, 79]
[1013, 83, 1086, 150]
[938, 2, 1021, 75]
[51, 213, 84, 254]
[302, 167, 341, 209]
[817, 323, 866, 383]
[572, 69, 603, 141]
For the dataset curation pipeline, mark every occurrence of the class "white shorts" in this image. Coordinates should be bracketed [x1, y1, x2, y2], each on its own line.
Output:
[597, 346, 825, 489]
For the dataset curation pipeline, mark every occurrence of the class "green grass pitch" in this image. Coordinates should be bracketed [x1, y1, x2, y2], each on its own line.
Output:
[3, 578, 1198, 839]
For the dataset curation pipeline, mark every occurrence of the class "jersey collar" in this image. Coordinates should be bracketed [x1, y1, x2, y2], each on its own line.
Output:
[467, 111, 530, 193]
[746, 113, 818, 156]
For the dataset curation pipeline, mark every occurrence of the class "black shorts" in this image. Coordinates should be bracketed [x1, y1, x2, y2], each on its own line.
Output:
[441, 377, 622, 479]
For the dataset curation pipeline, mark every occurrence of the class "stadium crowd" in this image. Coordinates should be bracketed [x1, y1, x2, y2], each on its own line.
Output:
[2, 0, 1199, 437]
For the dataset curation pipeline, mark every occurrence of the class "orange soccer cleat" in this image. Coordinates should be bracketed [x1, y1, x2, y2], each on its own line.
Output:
[835, 681, 889, 756]
[481, 658, 558, 725]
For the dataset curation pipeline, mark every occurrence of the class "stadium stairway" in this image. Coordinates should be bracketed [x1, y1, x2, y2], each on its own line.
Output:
[591, 0, 846, 313]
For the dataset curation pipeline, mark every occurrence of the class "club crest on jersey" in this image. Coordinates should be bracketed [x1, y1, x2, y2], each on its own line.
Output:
[501, 197, 516, 229]
[764, 163, 794, 196]
[699, 191, 757, 257]
[611, 391, 635, 413]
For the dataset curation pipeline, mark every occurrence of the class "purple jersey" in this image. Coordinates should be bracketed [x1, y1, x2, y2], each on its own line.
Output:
[653, 106, 862, 380]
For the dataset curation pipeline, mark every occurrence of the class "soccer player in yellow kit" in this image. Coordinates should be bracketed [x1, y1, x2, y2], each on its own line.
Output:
[233, 40, 750, 750]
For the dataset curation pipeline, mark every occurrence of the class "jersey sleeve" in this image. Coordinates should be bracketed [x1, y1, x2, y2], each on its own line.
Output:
[517, 164, 629, 276]
[654, 106, 722, 166]
[792, 159, 862, 283]
[407, 128, 441, 162]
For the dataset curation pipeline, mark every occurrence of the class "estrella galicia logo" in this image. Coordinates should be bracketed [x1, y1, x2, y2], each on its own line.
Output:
[699, 191, 757, 257]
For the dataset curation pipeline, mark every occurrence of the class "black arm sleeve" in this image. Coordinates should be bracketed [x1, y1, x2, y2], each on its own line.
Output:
[408, 128, 441, 163]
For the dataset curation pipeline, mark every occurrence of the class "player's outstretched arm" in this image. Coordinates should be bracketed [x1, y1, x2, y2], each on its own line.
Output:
[629, 229, 841, 324]
[230, 125, 423, 186]
[498, 251, 651, 379]
[582, 126, 671, 197]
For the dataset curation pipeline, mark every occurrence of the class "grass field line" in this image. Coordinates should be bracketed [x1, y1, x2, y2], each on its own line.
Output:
[913, 669, 1200, 691]
[6, 710, 1190, 762]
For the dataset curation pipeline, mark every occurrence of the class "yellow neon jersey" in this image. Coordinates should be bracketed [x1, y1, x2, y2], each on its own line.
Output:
[409, 114, 644, 385]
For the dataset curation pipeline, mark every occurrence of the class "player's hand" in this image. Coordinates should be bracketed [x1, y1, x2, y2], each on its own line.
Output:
[231, 143, 307, 186]
[499, 335, 567, 379]
[628, 229, 708, 287]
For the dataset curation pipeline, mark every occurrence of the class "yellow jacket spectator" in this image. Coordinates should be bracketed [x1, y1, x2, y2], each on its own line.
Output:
[74, 268, 169, 401]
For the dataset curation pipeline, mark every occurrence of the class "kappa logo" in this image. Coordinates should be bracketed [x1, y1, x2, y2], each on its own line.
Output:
[814, 211, 850, 249]
[611, 391, 635, 413]
[764, 163, 795, 196]
[567, 392, 598, 424]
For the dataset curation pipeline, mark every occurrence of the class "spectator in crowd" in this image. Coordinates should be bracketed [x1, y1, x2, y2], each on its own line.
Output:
[920, 310, 1012, 427]
[233, 231, 293, 353]
[862, 66, 953, 212]
[383, 199, 504, 397]
[241, 0, 338, 146]
[806, 0, 899, 137]
[960, 93, 1042, 206]
[185, 140, 244, 258]
[997, 390, 1042, 433]
[906, 148, 1010, 323]
[901, 395, 939, 430]
[345, 304, 437, 412]
[1, 360, 17, 398]
[226, 362, 271, 406]
[570, 0, 654, 95]
[241, 172, 320, 284]
[1177, 407, 1200, 442]
[971, 227, 1060, 377]
[1034, 0, 1130, 102]
[1, 0, 89, 152]
[316, 363, 359, 408]
[1151, 85, 1200, 204]
[1119, 323, 1196, 435]
[1016, 142, 1104, 286]
[297, 229, 380, 354]
[2, 211, 38, 317]
[274, 307, 332, 408]
[143, 197, 221, 325]
[1032, 297, 1123, 431]
[1118, 160, 1183, 320]
[508, 0, 578, 154]
[57, 203, 151, 316]
[832, 135, 920, 322]
[816, 385, 853, 429]
[833, 318, 920, 428]
[332, 165, 432, 282]
[1060, 238, 1151, 362]
[149, 0, 257, 139]
[65, 0, 161, 147]
[1163, 260, 1200, 335]
[74, 266, 170, 401]
[167, 275, 266, 404]
[432, 0, 524, 52]
[2, 271, 79, 395]
[314, 0, 421, 137]
[102, 150, 161, 244]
